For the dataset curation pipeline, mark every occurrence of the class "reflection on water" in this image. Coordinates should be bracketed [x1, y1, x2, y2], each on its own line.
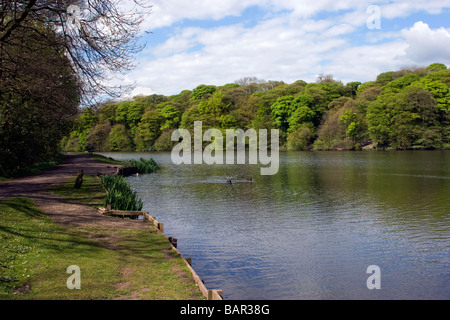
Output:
[101, 151, 450, 300]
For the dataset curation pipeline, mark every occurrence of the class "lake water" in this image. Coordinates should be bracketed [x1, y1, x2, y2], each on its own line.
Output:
[100, 151, 450, 300]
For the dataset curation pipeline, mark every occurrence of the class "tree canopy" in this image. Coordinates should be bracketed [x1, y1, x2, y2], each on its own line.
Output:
[64, 63, 450, 153]
[0, 0, 149, 176]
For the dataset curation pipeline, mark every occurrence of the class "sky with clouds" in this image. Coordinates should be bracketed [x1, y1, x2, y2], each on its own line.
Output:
[122, 0, 450, 97]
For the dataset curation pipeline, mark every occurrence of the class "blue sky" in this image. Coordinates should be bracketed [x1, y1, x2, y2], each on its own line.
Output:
[121, 0, 450, 97]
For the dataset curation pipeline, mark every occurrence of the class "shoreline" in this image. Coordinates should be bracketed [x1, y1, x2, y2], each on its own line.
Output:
[0, 153, 209, 300]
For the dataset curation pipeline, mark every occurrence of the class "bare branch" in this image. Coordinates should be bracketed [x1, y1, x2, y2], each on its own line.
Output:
[1, 0, 151, 105]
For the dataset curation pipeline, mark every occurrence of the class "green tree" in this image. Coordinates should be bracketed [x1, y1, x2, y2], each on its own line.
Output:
[412, 77, 450, 112]
[0, 22, 80, 174]
[97, 103, 118, 125]
[287, 124, 315, 150]
[389, 86, 440, 149]
[115, 101, 145, 135]
[198, 90, 230, 116]
[271, 95, 295, 138]
[154, 129, 177, 151]
[69, 108, 98, 150]
[426, 63, 448, 72]
[366, 100, 392, 147]
[108, 124, 133, 151]
[383, 73, 420, 93]
[191, 84, 217, 100]
[340, 110, 364, 144]
[288, 106, 315, 133]
[158, 103, 181, 130]
[86, 122, 112, 152]
[180, 106, 201, 129]
[134, 109, 164, 150]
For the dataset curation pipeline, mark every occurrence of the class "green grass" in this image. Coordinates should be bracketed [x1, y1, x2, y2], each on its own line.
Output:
[89, 153, 130, 166]
[49, 175, 106, 209]
[0, 186, 204, 300]
[0, 197, 120, 299]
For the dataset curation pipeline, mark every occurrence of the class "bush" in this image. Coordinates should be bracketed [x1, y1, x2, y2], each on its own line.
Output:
[130, 158, 159, 174]
[101, 175, 143, 211]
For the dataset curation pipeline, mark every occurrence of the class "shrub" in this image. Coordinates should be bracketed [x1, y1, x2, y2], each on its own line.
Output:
[101, 175, 143, 211]
[130, 158, 159, 174]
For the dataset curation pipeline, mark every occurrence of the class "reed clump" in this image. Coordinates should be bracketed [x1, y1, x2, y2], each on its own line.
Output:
[101, 174, 143, 211]
[130, 158, 159, 174]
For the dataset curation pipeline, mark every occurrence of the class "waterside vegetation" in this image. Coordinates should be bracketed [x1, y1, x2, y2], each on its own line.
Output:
[101, 174, 143, 212]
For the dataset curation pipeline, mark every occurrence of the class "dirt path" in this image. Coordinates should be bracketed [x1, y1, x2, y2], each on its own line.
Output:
[0, 153, 151, 231]
[0, 153, 118, 200]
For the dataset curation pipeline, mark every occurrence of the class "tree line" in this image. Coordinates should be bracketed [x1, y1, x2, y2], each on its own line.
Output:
[63, 63, 450, 153]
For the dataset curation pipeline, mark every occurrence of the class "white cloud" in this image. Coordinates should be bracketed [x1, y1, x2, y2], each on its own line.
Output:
[324, 41, 410, 84]
[382, 0, 450, 18]
[401, 21, 450, 65]
[129, 15, 353, 94]
[144, 0, 267, 30]
[120, 1, 450, 96]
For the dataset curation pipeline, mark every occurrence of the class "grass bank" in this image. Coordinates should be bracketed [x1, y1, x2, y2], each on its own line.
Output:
[88, 153, 130, 166]
[0, 176, 204, 300]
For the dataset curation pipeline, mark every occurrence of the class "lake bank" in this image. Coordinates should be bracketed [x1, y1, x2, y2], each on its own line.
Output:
[0, 153, 205, 300]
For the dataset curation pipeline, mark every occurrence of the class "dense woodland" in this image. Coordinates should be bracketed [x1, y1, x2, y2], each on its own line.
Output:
[64, 63, 450, 153]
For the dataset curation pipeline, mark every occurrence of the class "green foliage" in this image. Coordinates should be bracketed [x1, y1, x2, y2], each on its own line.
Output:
[191, 84, 217, 100]
[271, 95, 295, 135]
[130, 158, 159, 174]
[383, 73, 420, 93]
[198, 90, 230, 117]
[61, 62, 450, 152]
[109, 124, 133, 151]
[154, 129, 177, 151]
[288, 106, 315, 133]
[426, 63, 448, 72]
[376, 71, 395, 85]
[115, 101, 145, 135]
[366, 100, 392, 146]
[158, 103, 181, 130]
[287, 125, 315, 150]
[86, 123, 112, 152]
[134, 109, 164, 150]
[101, 175, 143, 211]
[1, 23, 80, 174]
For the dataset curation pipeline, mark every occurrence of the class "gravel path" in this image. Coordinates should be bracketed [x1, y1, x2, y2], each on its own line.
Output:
[0, 153, 152, 230]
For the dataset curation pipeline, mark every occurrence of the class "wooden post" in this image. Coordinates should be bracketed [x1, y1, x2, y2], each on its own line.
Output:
[208, 290, 223, 300]
[74, 169, 83, 189]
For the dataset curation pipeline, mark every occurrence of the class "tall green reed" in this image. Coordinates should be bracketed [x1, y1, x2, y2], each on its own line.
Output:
[101, 174, 143, 211]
